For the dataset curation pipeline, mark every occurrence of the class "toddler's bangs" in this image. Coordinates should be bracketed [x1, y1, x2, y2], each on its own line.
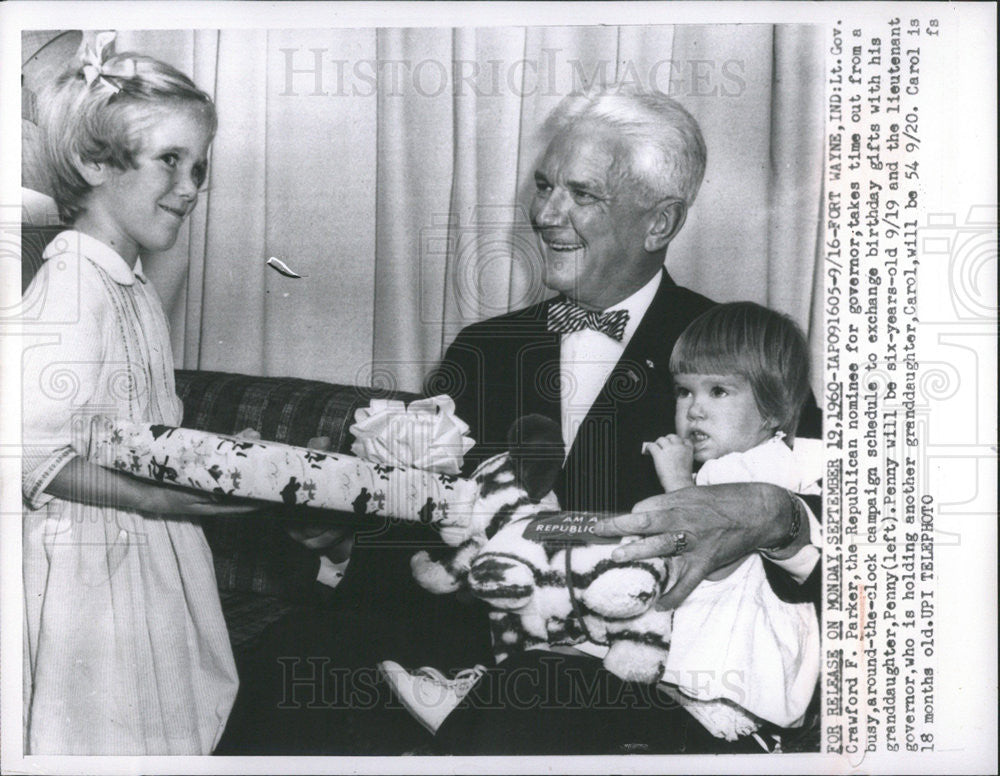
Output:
[668, 314, 762, 379]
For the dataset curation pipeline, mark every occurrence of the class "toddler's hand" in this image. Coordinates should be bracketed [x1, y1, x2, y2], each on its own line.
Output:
[643, 434, 694, 492]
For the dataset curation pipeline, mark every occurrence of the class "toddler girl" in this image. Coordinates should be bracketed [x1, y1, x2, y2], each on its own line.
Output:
[22, 35, 253, 754]
[380, 301, 820, 744]
[642, 301, 821, 740]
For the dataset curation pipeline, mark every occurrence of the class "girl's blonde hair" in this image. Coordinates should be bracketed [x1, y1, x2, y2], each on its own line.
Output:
[669, 302, 811, 440]
[39, 51, 216, 223]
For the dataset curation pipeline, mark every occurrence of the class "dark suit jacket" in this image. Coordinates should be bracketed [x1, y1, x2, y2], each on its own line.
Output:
[428, 268, 822, 603]
[429, 269, 715, 513]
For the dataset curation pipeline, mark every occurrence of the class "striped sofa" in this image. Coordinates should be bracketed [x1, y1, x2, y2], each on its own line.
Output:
[173, 370, 421, 654]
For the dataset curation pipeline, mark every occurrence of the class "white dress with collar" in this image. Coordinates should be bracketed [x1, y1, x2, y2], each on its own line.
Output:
[21, 231, 238, 754]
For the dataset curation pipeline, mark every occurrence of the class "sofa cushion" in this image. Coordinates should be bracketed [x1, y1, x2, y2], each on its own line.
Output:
[174, 369, 415, 451]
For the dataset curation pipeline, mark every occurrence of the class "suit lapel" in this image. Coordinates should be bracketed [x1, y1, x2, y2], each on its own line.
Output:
[558, 270, 686, 511]
[516, 303, 561, 421]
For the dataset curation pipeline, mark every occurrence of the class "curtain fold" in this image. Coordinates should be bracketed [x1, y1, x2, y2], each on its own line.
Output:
[184, 30, 221, 368]
[373, 27, 455, 392]
[768, 25, 824, 322]
[441, 27, 531, 345]
[666, 24, 776, 302]
[197, 29, 267, 373]
[122, 26, 825, 397]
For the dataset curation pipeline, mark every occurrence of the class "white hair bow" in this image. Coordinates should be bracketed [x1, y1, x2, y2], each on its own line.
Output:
[80, 31, 136, 94]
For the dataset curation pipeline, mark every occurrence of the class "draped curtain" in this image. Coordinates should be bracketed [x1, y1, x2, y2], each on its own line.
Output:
[114, 26, 825, 396]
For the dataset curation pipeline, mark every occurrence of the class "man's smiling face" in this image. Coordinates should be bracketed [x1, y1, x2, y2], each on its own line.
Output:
[530, 122, 663, 311]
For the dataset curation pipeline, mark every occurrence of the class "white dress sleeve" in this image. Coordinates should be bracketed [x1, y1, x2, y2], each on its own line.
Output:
[22, 254, 106, 508]
[696, 435, 801, 490]
[699, 437, 823, 580]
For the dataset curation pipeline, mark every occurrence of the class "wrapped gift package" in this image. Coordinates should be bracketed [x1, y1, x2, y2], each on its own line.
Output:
[88, 397, 479, 526]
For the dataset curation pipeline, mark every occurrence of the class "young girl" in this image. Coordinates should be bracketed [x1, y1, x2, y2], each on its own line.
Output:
[22, 37, 253, 754]
[380, 301, 821, 745]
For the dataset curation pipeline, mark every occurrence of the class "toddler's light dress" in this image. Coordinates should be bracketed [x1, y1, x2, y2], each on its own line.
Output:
[662, 434, 823, 738]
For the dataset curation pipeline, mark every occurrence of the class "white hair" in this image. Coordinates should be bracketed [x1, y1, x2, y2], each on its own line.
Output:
[543, 85, 707, 208]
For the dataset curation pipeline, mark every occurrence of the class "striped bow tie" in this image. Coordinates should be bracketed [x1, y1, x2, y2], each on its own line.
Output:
[547, 300, 630, 341]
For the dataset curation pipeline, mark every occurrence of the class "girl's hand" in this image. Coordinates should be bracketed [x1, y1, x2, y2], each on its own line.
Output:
[44, 457, 261, 516]
[643, 434, 694, 492]
[144, 484, 261, 516]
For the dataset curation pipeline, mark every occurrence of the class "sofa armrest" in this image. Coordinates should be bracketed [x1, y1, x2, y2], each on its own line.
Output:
[21, 224, 66, 292]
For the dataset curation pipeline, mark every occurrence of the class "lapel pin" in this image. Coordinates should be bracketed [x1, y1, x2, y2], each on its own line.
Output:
[645, 359, 655, 369]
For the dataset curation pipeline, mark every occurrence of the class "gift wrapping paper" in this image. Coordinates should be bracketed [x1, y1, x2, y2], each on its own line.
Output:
[88, 416, 478, 525]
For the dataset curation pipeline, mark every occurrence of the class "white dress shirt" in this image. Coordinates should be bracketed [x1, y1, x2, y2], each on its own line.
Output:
[558, 271, 662, 456]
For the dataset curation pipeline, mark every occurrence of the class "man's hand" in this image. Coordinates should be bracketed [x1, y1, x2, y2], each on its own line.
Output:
[283, 434, 355, 563]
[592, 482, 804, 609]
[643, 434, 694, 492]
[284, 519, 355, 562]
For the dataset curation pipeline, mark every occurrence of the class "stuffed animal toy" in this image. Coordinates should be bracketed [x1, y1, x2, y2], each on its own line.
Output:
[410, 414, 563, 594]
[410, 414, 675, 684]
[468, 512, 674, 683]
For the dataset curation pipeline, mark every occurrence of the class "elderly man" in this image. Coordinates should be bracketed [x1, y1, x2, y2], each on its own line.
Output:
[423, 88, 821, 754]
[219, 88, 820, 757]
[434, 89, 820, 600]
